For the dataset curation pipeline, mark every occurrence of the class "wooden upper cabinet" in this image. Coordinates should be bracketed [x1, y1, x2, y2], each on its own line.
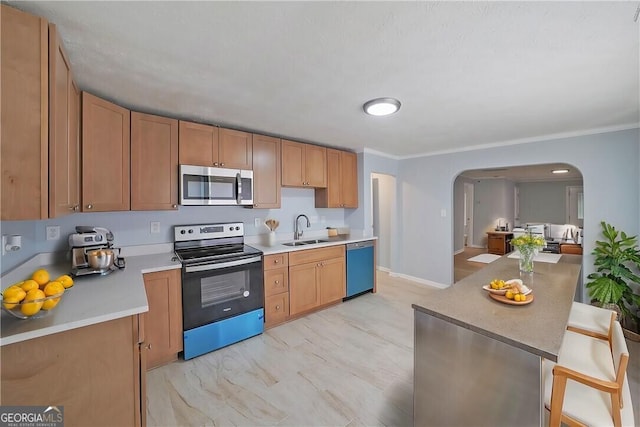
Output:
[131, 112, 178, 210]
[178, 120, 219, 167]
[315, 149, 358, 208]
[281, 140, 327, 188]
[219, 128, 252, 170]
[251, 134, 281, 208]
[49, 23, 81, 217]
[179, 122, 252, 170]
[1, 5, 49, 220]
[81, 92, 131, 212]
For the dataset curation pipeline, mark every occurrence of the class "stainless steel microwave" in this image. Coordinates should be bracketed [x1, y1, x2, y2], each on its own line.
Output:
[179, 165, 253, 206]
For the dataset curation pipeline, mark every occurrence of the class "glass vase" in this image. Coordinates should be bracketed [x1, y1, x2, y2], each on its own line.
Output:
[518, 246, 536, 273]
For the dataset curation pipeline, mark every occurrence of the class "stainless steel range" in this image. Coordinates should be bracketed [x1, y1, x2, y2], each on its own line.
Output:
[174, 222, 264, 360]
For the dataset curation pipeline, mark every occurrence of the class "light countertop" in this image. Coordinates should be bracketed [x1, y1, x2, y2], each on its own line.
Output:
[1, 250, 180, 346]
[412, 254, 582, 361]
[247, 233, 377, 255]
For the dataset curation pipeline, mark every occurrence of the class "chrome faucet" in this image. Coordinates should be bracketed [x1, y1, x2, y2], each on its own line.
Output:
[294, 214, 310, 240]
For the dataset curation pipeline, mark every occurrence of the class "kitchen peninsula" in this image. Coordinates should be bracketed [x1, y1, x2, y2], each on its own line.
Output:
[412, 254, 581, 426]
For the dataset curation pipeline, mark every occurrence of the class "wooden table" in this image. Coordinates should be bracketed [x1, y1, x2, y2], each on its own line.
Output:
[412, 254, 582, 426]
[486, 231, 514, 255]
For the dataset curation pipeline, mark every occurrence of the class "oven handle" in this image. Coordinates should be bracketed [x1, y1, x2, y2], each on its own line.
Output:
[236, 172, 242, 204]
[184, 255, 262, 273]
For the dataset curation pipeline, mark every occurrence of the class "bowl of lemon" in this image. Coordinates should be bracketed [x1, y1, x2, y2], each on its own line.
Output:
[1, 269, 73, 319]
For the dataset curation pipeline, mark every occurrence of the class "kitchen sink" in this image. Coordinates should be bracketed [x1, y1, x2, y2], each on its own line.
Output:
[282, 239, 329, 247]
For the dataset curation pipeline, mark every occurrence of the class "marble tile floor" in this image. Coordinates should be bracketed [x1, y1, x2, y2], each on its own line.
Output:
[147, 271, 640, 426]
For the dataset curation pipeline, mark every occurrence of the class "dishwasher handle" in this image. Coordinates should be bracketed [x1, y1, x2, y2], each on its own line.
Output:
[346, 240, 375, 250]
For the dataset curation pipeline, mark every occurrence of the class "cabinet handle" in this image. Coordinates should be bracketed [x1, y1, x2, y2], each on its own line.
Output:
[220, 163, 225, 167]
[317, 263, 321, 267]
[254, 204, 258, 207]
[275, 305, 281, 310]
[274, 259, 279, 264]
[213, 162, 219, 166]
[172, 204, 177, 209]
[145, 343, 152, 350]
[87, 204, 93, 209]
[275, 280, 280, 285]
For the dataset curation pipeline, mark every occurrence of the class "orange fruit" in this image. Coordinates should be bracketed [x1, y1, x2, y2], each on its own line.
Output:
[43, 281, 64, 297]
[3, 296, 22, 310]
[3, 286, 26, 302]
[20, 280, 39, 293]
[21, 289, 45, 316]
[41, 297, 60, 311]
[55, 275, 74, 289]
[32, 269, 50, 286]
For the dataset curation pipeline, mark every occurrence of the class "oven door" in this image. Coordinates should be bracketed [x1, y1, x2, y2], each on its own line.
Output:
[182, 255, 263, 330]
[179, 165, 253, 206]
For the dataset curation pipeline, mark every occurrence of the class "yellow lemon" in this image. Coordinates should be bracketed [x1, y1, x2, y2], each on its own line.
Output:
[505, 290, 514, 300]
[514, 294, 521, 302]
[4, 282, 24, 293]
[43, 281, 64, 297]
[3, 296, 22, 310]
[32, 269, 50, 286]
[3, 287, 26, 302]
[21, 289, 45, 316]
[41, 297, 60, 310]
[20, 279, 39, 293]
[55, 274, 74, 289]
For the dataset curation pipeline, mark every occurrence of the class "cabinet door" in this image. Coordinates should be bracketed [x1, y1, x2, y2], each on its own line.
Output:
[281, 139, 305, 186]
[69, 81, 81, 212]
[131, 112, 178, 210]
[1, 5, 48, 220]
[289, 262, 321, 316]
[81, 92, 130, 212]
[304, 144, 327, 188]
[316, 149, 342, 207]
[487, 234, 504, 255]
[319, 256, 346, 304]
[178, 120, 219, 166]
[143, 269, 183, 370]
[252, 134, 281, 208]
[265, 293, 290, 327]
[49, 23, 79, 217]
[219, 128, 252, 169]
[341, 151, 358, 208]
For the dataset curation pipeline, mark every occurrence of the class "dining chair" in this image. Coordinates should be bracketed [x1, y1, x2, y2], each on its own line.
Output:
[544, 320, 634, 427]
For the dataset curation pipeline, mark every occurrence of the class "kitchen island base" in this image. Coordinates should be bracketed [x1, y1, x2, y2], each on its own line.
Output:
[414, 310, 542, 426]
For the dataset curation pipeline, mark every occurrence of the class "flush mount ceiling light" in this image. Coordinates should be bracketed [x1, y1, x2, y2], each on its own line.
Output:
[552, 169, 570, 174]
[363, 97, 401, 116]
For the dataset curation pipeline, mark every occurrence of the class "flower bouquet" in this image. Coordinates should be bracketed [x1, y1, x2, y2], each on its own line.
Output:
[511, 231, 545, 273]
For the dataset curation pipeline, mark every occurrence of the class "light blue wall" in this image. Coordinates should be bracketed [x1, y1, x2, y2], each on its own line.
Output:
[517, 180, 583, 225]
[398, 129, 639, 294]
[0, 188, 349, 273]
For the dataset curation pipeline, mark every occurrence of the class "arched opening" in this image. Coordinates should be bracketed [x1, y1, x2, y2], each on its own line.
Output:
[452, 163, 584, 284]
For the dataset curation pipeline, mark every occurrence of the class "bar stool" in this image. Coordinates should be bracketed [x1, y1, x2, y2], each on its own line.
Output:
[567, 301, 616, 340]
[544, 320, 634, 427]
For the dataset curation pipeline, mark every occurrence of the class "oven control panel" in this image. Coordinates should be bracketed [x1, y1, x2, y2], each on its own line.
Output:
[174, 222, 244, 241]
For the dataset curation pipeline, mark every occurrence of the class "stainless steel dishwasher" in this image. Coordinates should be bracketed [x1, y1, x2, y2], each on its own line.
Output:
[345, 240, 375, 298]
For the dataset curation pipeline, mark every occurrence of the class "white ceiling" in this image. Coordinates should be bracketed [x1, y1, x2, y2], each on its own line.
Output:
[8, 1, 640, 157]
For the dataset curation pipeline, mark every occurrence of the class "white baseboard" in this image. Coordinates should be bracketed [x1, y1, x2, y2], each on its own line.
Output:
[388, 272, 449, 289]
[376, 266, 391, 273]
[468, 244, 486, 249]
[453, 248, 464, 255]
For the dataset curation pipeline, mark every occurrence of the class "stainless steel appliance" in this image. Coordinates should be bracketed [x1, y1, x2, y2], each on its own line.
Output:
[174, 222, 264, 360]
[179, 165, 253, 206]
[69, 226, 125, 277]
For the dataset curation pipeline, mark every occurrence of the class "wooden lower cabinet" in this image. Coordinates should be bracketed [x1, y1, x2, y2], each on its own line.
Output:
[289, 245, 346, 316]
[487, 232, 513, 255]
[0, 315, 146, 427]
[143, 269, 183, 369]
[264, 253, 290, 328]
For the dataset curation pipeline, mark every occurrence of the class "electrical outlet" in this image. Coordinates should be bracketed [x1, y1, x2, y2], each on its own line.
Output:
[46, 226, 61, 241]
[441, 209, 447, 217]
[254, 218, 263, 228]
[150, 221, 160, 233]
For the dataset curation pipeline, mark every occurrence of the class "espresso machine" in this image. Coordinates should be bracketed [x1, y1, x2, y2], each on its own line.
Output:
[69, 226, 125, 277]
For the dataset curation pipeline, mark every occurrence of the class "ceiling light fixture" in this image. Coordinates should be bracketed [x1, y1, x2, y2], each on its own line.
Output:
[363, 97, 401, 116]
[552, 169, 570, 174]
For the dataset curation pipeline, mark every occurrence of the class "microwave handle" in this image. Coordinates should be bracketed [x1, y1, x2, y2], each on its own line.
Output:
[236, 172, 242, 204]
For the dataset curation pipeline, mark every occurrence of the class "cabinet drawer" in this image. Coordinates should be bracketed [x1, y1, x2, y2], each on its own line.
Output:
[264, 267, 289, 297]
[289, 245, 345, 266]
[264, 253, 288, 270]
[265, 293, 289, 326]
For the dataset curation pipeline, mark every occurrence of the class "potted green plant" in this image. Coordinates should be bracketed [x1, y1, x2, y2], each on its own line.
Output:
[586, 221, 640, 340]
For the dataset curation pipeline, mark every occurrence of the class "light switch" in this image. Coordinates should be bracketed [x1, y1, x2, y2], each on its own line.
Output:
[441, 209, 447, 217]
[46, 226, 61, 240]
[150, 221, 160, 233]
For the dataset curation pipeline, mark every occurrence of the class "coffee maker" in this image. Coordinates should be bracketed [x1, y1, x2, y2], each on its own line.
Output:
[69, 226, 124, 277]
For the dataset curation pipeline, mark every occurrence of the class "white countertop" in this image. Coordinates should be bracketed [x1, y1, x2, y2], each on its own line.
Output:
[247, 232, 377, 255]
[1, 248, 181, 346]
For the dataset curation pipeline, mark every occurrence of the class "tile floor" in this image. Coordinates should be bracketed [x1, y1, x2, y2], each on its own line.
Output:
[146, 271, 640, 426]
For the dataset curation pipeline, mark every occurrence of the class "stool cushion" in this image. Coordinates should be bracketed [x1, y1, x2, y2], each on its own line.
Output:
[568, 302, 614, 336]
